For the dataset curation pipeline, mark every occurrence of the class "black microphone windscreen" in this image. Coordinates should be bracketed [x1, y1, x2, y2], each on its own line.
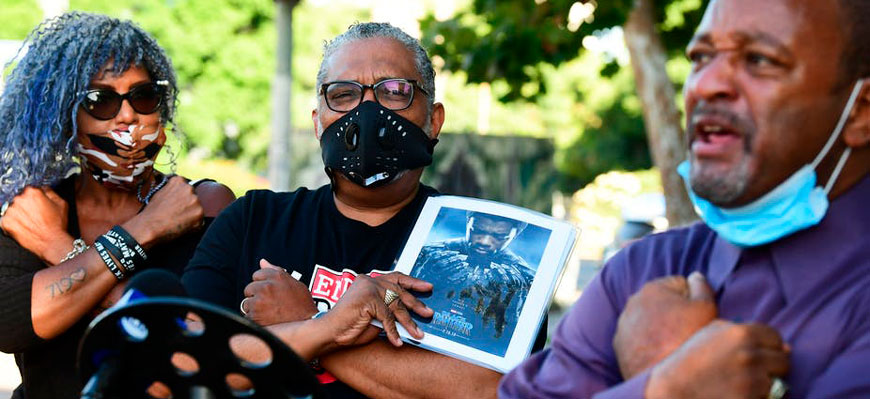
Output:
[123, 269, 187, 298]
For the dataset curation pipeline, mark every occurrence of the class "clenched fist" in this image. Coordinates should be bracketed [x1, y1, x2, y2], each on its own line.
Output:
[243, 259, 316, 325]
[1, 187, 73, 264]
[614, 272, 717, 379]
[133, 176, 204, 245]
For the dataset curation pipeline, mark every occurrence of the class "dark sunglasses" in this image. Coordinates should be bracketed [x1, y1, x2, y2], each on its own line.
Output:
[81, 83, 165, 120]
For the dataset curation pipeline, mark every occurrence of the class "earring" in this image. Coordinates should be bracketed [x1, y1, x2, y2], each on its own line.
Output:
[162, 142, 178, 174]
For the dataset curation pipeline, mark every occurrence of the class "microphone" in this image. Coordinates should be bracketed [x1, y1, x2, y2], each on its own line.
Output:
[81, 270, 187, 399]
[79, 270, 325, 399]
[115, 269, 188, 343]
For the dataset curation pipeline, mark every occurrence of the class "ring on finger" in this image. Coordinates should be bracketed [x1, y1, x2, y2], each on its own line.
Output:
[240, 297, 252, 316]
[768, 378, 788, 399]
[0, 202, 8, 217]
[384, 289, 400, 306]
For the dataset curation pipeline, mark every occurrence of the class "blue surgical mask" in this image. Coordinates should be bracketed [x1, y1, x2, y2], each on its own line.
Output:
[679, 79, 865, 247]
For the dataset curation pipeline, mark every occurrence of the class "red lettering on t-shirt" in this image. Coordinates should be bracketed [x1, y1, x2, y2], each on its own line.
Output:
[308, 265, 392, 308]
[307, 265, 393, 387]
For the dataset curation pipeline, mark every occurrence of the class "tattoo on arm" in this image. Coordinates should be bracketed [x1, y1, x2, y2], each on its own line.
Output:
[45, 267, 88, 298]
[170, 223, 185, 237]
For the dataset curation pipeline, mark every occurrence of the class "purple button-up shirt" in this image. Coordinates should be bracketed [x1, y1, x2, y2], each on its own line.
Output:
[500, 175, 870, 398]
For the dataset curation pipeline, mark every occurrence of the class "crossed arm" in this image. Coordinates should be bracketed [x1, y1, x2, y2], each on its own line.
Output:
[0, 179, 232, 345]
[242, 266, 501, 399]
[500, 270, 795, 399]
[611, 273, 870, 398]
[321, 339, 501, 399]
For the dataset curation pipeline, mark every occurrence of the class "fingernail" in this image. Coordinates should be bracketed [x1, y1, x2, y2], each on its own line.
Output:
[689, 271, 705, 281]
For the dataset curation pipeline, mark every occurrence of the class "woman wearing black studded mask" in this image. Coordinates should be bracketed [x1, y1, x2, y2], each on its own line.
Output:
[0, 12, 234, 398]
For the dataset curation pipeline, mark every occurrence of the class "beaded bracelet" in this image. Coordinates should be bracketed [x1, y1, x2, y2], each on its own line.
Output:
[93, 240, 125, 280]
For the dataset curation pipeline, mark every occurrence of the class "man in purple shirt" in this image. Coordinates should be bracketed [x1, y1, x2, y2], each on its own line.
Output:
[500, 0, 870, 397]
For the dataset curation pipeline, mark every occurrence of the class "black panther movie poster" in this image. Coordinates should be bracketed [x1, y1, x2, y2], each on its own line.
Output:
[410, 207, 552, 357]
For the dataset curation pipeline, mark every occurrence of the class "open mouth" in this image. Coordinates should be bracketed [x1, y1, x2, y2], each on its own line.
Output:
[694, 119, 740, 143]
[471, 245, 491, 255]
[690, 115, 744, 158]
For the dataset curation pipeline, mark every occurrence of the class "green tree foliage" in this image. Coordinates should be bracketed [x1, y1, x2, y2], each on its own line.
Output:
[422, 0, 704, 101]
[421, 0, 708, 191]
[0, 0, 42, 40]
[68, 0, 275, 167]
[2, 1, 367, 173]
[559, 90, 649, 191]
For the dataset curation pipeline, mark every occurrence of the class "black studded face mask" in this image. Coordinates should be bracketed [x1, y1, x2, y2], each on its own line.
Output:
[320, 101, 438, 188]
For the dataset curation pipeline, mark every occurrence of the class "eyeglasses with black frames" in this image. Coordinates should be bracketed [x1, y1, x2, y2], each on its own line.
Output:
[80, 82, 167, 121]
[320, 78, 430, 112]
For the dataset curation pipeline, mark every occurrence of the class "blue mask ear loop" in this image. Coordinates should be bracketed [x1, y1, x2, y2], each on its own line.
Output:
[813, 79, 865, 194]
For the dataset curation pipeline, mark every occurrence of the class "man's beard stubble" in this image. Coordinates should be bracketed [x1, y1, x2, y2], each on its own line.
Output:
[687, 104, 756, 206]
[690, 159, 751, 206]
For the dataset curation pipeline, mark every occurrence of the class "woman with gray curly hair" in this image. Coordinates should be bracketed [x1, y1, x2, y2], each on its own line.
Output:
[0, 12, 234, 398]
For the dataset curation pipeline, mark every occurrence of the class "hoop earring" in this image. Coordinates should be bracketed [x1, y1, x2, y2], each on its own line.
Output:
[162, 142, 178, 174]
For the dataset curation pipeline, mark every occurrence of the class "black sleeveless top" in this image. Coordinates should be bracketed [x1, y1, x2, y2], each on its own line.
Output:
[0, 174, 212, 399]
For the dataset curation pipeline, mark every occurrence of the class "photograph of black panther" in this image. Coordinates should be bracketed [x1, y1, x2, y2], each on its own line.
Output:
[411, 208, 551, 356]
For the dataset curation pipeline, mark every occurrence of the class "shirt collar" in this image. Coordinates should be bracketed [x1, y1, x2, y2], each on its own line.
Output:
[707, 234, 741, 293]
[706, 174, 870, 302]
[769, 174, 870, 302]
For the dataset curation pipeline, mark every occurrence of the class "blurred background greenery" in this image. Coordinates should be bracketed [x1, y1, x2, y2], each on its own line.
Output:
[0, 0, 708, 299]
[0, 1, 713, 392]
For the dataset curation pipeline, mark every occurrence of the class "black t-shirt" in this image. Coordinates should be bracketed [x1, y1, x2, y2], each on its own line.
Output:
[182, 184, 437, 398]
[182, 184, 547, 398]
[0, 175, 209, 399]
[182, 184, 438, 309]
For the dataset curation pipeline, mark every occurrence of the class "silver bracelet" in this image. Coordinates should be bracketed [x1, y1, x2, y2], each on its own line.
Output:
[60, 238, 89, 263]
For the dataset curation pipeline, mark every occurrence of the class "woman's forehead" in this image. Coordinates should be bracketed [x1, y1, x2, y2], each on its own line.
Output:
[89, 64, 150, 85]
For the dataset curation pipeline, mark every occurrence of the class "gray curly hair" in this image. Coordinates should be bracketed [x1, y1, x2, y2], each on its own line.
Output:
[315, 22, 436, 115]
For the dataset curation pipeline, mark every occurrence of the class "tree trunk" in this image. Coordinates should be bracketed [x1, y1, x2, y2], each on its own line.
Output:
[623, 0, 697, 227]
[268, 0, 298, 191]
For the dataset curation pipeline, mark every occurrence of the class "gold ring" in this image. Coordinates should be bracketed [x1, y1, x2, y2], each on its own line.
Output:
[240, 297, 252, 315]
[768, 378, 788, 399]
[384, 289, 399, 306]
